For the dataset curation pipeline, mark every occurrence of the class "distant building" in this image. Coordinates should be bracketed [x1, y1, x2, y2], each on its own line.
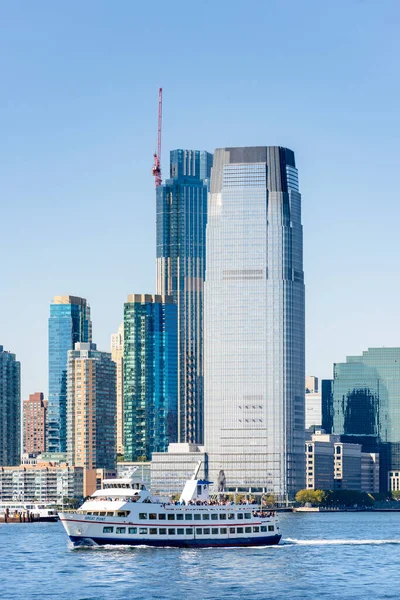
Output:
[305, 393, 322, 430]
[151, 443, 207, 495]
[66, 343, 116, 476]
[305, 433, 335, 490]
[306, 376, 318, 393]
[0, 345, 21, 466]
[48, 296, 92, 453]
[157, 149, 213, 445]
[325, 347, 400, 492]
[124, 294, 178, 462]
[116, 462, 151, 488]
[111, 323, 124, 455]
[24, 392, 47, 454]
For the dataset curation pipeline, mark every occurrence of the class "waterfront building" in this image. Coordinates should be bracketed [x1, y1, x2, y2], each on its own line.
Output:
[306, 376, 318, 393]
[24, 392, 47, 454]
[204, 146, 305, 498]
[156, 149, 213, 444]
[66, 343, 116, 472]
[326, 347, 400, 492]
[0, 346, 21, 466]
[48, 296, 92, 453]
[305, 392, 322, 430]
[116, 462, 152, 488]
[124, 294, 178, 462]
[111, 323, 124, 455]
[0, 461, 84, 502]
[151, 443, 207, 495]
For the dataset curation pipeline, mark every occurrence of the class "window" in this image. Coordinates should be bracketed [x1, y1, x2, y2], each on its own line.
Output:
[220, 528, 227, 535]
[261, 526, 267, 532]
[185, 514, 193, 521]
[159, 528, 166, 535]
[117, 511, 129, 517]
[116, 527, 126, 534]
[202, 514, 210, 521]
[185, 528, 192, 535]
[103, 526, 113, 533]
[176, 514, 184, 521]
[211, 514, 218, 520]
[167, 514, 175, 521]
[139, 528, 147, 534]
[228, 513, 235, 520]
[106, 512, 114, 517]
[245, 527, 251, 533]
[168, 529, 175, 535]
[229, 527, 235, 534]
[203, 528, 210, 535]
[177, 528, 184, 535]
[194, 514, 201, 521]
[212, 528, 219, 535]
[129, 527, 137, 534]
[237, 527, 244, 534]
[253, 527, 260, 533]
[149, 513, 157, 520]
[237, 513, 243, 520]
[149, 528, 157, 535]
[219, 513, 226, 520]
[196, 528, 202, 535]
[139, 513, 147, 520]
[158, 514, 166, 520]
[245, 513, 251, 520]
[268, 525, 274, 532]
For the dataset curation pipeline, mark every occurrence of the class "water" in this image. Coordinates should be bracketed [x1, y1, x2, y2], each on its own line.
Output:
[1, 512, 400, 599]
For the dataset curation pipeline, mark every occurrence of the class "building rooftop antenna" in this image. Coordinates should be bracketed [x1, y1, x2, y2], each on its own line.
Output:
[152, 87, 163, 187]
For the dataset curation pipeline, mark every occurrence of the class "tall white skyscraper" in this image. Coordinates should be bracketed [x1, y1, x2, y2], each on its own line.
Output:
[204, 146, 305, 498]
[111, 323, 124, 455]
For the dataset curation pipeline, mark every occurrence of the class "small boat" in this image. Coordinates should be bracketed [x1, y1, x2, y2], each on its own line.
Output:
[0, 502, 59, 523]
[59, 463, 281, 547]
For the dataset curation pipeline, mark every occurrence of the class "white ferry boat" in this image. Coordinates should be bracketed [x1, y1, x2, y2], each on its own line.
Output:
[0, 502, 58, 522]
[60, 465, 281, 548]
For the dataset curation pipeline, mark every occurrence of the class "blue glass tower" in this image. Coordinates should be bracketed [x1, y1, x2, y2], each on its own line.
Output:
[0, 345, 21, 465]
[123, 294, 177, 461]
[156, 149, 213, 444]
[48, 296, 92, 453]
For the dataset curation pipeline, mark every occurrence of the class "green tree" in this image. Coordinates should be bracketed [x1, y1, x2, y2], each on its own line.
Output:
[392, 490, 400, 500]
[295, 489, 324, 506]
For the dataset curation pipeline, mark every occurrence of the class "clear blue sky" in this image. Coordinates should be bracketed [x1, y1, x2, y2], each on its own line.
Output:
[1, 0, 399, 399]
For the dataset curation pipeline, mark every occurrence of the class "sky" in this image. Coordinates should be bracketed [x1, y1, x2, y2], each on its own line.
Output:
[1, 0, 400, 399]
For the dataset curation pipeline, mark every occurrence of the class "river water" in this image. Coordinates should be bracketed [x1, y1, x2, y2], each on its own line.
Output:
[1, 512, 400, 599]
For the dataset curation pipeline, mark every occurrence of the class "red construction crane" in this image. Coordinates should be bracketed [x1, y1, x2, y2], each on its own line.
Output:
[152, 87, 163, 187]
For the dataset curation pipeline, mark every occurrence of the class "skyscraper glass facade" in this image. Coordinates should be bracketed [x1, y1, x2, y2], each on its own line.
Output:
[329, 347, 400, 491]
[204, 147, 305, 497]
[123, 294, 178, 461]
[156, 149, 213, 444]
[0, 345, 21, 466]
[48, 296, 92, 453]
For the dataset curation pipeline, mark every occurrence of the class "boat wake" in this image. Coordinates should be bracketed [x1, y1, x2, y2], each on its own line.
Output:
[282, 538, 400, 546]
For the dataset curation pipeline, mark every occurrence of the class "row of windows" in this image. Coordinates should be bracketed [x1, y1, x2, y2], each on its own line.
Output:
[137, 512, 253, 521]
[103, 525, 275, 535]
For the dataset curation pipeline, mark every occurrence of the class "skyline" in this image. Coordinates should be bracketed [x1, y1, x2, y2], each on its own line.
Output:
[1, 1, 400, 399]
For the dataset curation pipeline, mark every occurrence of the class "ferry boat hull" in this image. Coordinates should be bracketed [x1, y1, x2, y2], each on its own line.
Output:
[68, 533, 282, 548]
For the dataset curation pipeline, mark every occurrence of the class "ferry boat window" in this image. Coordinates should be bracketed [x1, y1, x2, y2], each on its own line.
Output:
[212, 528, 219, 535]
[185, 514, 193, 521]
[245, 527, 252, 534]
[185, 529, 192, 535]
[211, 514, 218, 520]
[139, 513, 147, 520]
[167, 514, 175, 520]
[245, 513, 251, 519]
[177, 528, 184, 535]
[106, 512, 114, 517]
[99, 512, 106, 516]
[219, 513, 226, 520]
[139, 528, 148, 534]
[92, 512, 99, 516]
[202, 514, 210, 520]
[116, 527, 126, 534]
[194, 514, 201, 520]
[159, 528, 167, 535]
[203, 528, 210, 535]
[237, 513, 243, 520]
[237, 527, 244, 534]
[176, 514, 184, 521]
[253, 527, 260, 533]
[228, 513, 235, 520]
[158, 514, 166, 520]
[86, 512, 93, 515]
[261, 526, 267, 532]
[103, 527, 113, 533]
[168, 528, 176, 535]
[149, 528, 157, 535]
[117, 511, 129, 517]
[268, 525, 274, 532]
[196, 528, 202, 535]
[149, 513, 157, 520]
[220, 528, 227, 534]
[229, 527, 235, 534]
[129, 527, 137, 534]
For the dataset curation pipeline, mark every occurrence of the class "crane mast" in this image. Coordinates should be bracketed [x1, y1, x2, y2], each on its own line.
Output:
[152, 87, 163, 187]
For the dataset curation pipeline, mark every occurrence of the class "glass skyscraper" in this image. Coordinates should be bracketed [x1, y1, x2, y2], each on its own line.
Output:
[156, 149, 213, 444]
[48, 296, 92, 453]
[204, 146, 305, 498]
[0, 345, 21, 465]
[328, 347, 400, 491]
[123, 294, 178, 461]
